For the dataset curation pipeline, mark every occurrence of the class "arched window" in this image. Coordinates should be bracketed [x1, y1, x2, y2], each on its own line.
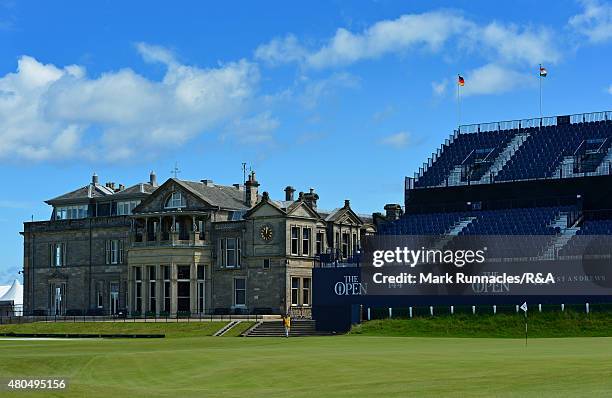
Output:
[165, 192, 186, 209]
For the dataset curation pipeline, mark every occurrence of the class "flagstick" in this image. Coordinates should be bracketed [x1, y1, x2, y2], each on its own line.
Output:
[525, 309, 528, 346]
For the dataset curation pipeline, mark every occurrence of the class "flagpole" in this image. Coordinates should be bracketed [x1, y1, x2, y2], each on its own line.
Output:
[457, 74, 461, 129]
[539, 64, 542, 122]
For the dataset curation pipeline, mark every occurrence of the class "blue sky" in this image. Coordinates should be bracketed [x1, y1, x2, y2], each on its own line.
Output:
[0, 0, 611, 283]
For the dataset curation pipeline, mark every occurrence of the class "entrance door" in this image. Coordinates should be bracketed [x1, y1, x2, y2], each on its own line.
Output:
[177, 281, 190, 312]
[51, 284, 64, 315]
[110, 282, 119, 315]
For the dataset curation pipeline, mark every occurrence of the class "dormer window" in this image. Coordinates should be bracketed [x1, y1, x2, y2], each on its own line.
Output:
[165, 192, 186, 209]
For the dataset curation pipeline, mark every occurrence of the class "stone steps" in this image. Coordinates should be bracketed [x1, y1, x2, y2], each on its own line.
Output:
[244, 320, 332, 337]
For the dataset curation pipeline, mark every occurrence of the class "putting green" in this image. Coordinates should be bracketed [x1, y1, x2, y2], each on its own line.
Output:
[1, 335, 611, 397]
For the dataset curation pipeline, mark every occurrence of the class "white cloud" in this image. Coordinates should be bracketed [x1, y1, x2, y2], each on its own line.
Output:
[299, 72, 360, 109]
[254, 34, 307, 66]
[460, 63, 534, 97]
[380, 131, 411, 148]
[256, 11, 561, 69]
[223, 111, 279, 143]
[569, 0, 612, 43]
[0, 46, 261, 162]
[432, 79, 448, 96]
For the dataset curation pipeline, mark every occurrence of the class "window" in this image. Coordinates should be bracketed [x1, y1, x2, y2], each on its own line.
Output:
[105, 240, 124, 264]
[55, 204, 88, 220]
[117, 200, 140, 215]
[234, 278, 246, 307]
[342, 233, 350, 258]
[165, 192, 186, 209]
[353, 233, 358, 253]
[149, 266, 156, 313]
[316, 232, 324, 255]
[291, 226, 300, 255]
[291, 277, 300, 306]
[291, 277, 311, 307]
[163, 266, 170, 312]
[197, 266, 205, 313]
[135, 267, 142, 313]
[302, 227, 311, 256]
[220, 238, 241, 267]
[263, 258, 271, 269]
[177, 265, 190, 280]
[50, 243, 65, 267]
[97, 284, 104, 309]
[302, 278, 311, 306]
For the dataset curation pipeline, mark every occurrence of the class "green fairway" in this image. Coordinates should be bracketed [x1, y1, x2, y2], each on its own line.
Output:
[1, 335, 612, 397]
[0, 321, 227, 338]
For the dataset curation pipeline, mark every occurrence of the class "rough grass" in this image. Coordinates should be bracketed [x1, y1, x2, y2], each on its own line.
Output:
[1, 335, 612, 397]
[221, 321, 255, 337]
[350, 311, 612, 338]
[0, 321, 227, 338]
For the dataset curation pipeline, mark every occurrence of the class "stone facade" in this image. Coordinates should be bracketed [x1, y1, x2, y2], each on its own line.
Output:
[21, 172, 375, 317]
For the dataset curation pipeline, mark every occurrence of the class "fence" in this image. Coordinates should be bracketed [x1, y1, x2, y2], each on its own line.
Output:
[361, 302, 612, 320]
[0, 312, 266, 325]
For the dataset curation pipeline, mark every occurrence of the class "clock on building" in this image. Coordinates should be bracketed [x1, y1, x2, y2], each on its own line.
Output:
[260, 225, 273, 241]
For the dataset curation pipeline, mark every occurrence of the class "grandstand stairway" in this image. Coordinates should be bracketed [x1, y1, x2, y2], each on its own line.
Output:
[448, 217, 476, 235]
[480, 132, 529, 183]
[244, 320, 333, 337]
[594, 146, 612, 174]
[542, 212, 580, 259]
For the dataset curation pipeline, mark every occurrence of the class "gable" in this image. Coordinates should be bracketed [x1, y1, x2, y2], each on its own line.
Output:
[246, 201, 285, 218]
[286, 202, 320, 219]
[133, 180, 211, 213]
[332, 207, 363, 225]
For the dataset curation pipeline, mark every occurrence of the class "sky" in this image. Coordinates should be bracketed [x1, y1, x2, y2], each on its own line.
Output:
[0, 0, 611, 284]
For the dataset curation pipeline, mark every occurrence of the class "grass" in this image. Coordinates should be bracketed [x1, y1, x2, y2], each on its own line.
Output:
[350, 311, 612, 338]
[1, 335, 612, 397]
[0, 321, 227, 338]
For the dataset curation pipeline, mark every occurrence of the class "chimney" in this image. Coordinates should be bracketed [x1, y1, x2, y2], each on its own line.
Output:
[92, 173, 99, 185]
[245, 171, 260, 207]
[118, 184, 125, 191]
[284, 186, 295, 201]
[149, 171, 158, 187]
[233, 183, 244, 191]
[384, 203, 403, 221]
[106, 182, 115, 190]
[344, 199, 350, 208]
[303, 188, 319, 210]
[201, 179, 214, 187]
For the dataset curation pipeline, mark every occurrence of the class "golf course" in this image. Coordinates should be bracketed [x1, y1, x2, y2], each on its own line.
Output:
[1, 318, 612, 397]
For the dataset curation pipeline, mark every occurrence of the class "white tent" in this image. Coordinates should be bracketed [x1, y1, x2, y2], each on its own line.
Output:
[0, 285, 9, 298]
[0, 279, 23, 306]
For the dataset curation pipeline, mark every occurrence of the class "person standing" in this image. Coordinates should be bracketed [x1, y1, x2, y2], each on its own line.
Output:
[283, 313, 291, 338]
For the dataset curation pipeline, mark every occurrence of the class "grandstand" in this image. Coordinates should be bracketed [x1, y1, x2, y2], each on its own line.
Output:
[383, 110, 612, 260]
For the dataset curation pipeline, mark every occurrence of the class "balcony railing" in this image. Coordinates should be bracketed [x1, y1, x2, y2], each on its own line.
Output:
[130, 231, 207, 248]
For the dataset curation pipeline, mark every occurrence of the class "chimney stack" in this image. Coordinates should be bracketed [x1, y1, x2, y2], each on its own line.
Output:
[384, 203, 403, 221]
[149, 171, 158, 187]
[284, 186, 295, 201]
[303, 188, 319, 210]
[92, 173, 99, 185]
[245, 171, 260, 208]
[106, 182, 116, 190]
[344, 199, 350, 208]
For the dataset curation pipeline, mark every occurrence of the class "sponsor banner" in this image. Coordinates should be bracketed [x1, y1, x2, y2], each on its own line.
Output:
[360, 235, 612, 296]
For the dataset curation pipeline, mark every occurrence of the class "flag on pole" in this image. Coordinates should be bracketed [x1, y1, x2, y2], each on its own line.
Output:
[539, 66, 547, 77]
[520, 302, 528, 312]
[457, 75, 465, 86]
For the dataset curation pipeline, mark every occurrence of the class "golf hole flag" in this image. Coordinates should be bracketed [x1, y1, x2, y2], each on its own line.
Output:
[539, 65, 547, 77]
[457, 75, 465, 86]
[520, 302, 528, 313]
